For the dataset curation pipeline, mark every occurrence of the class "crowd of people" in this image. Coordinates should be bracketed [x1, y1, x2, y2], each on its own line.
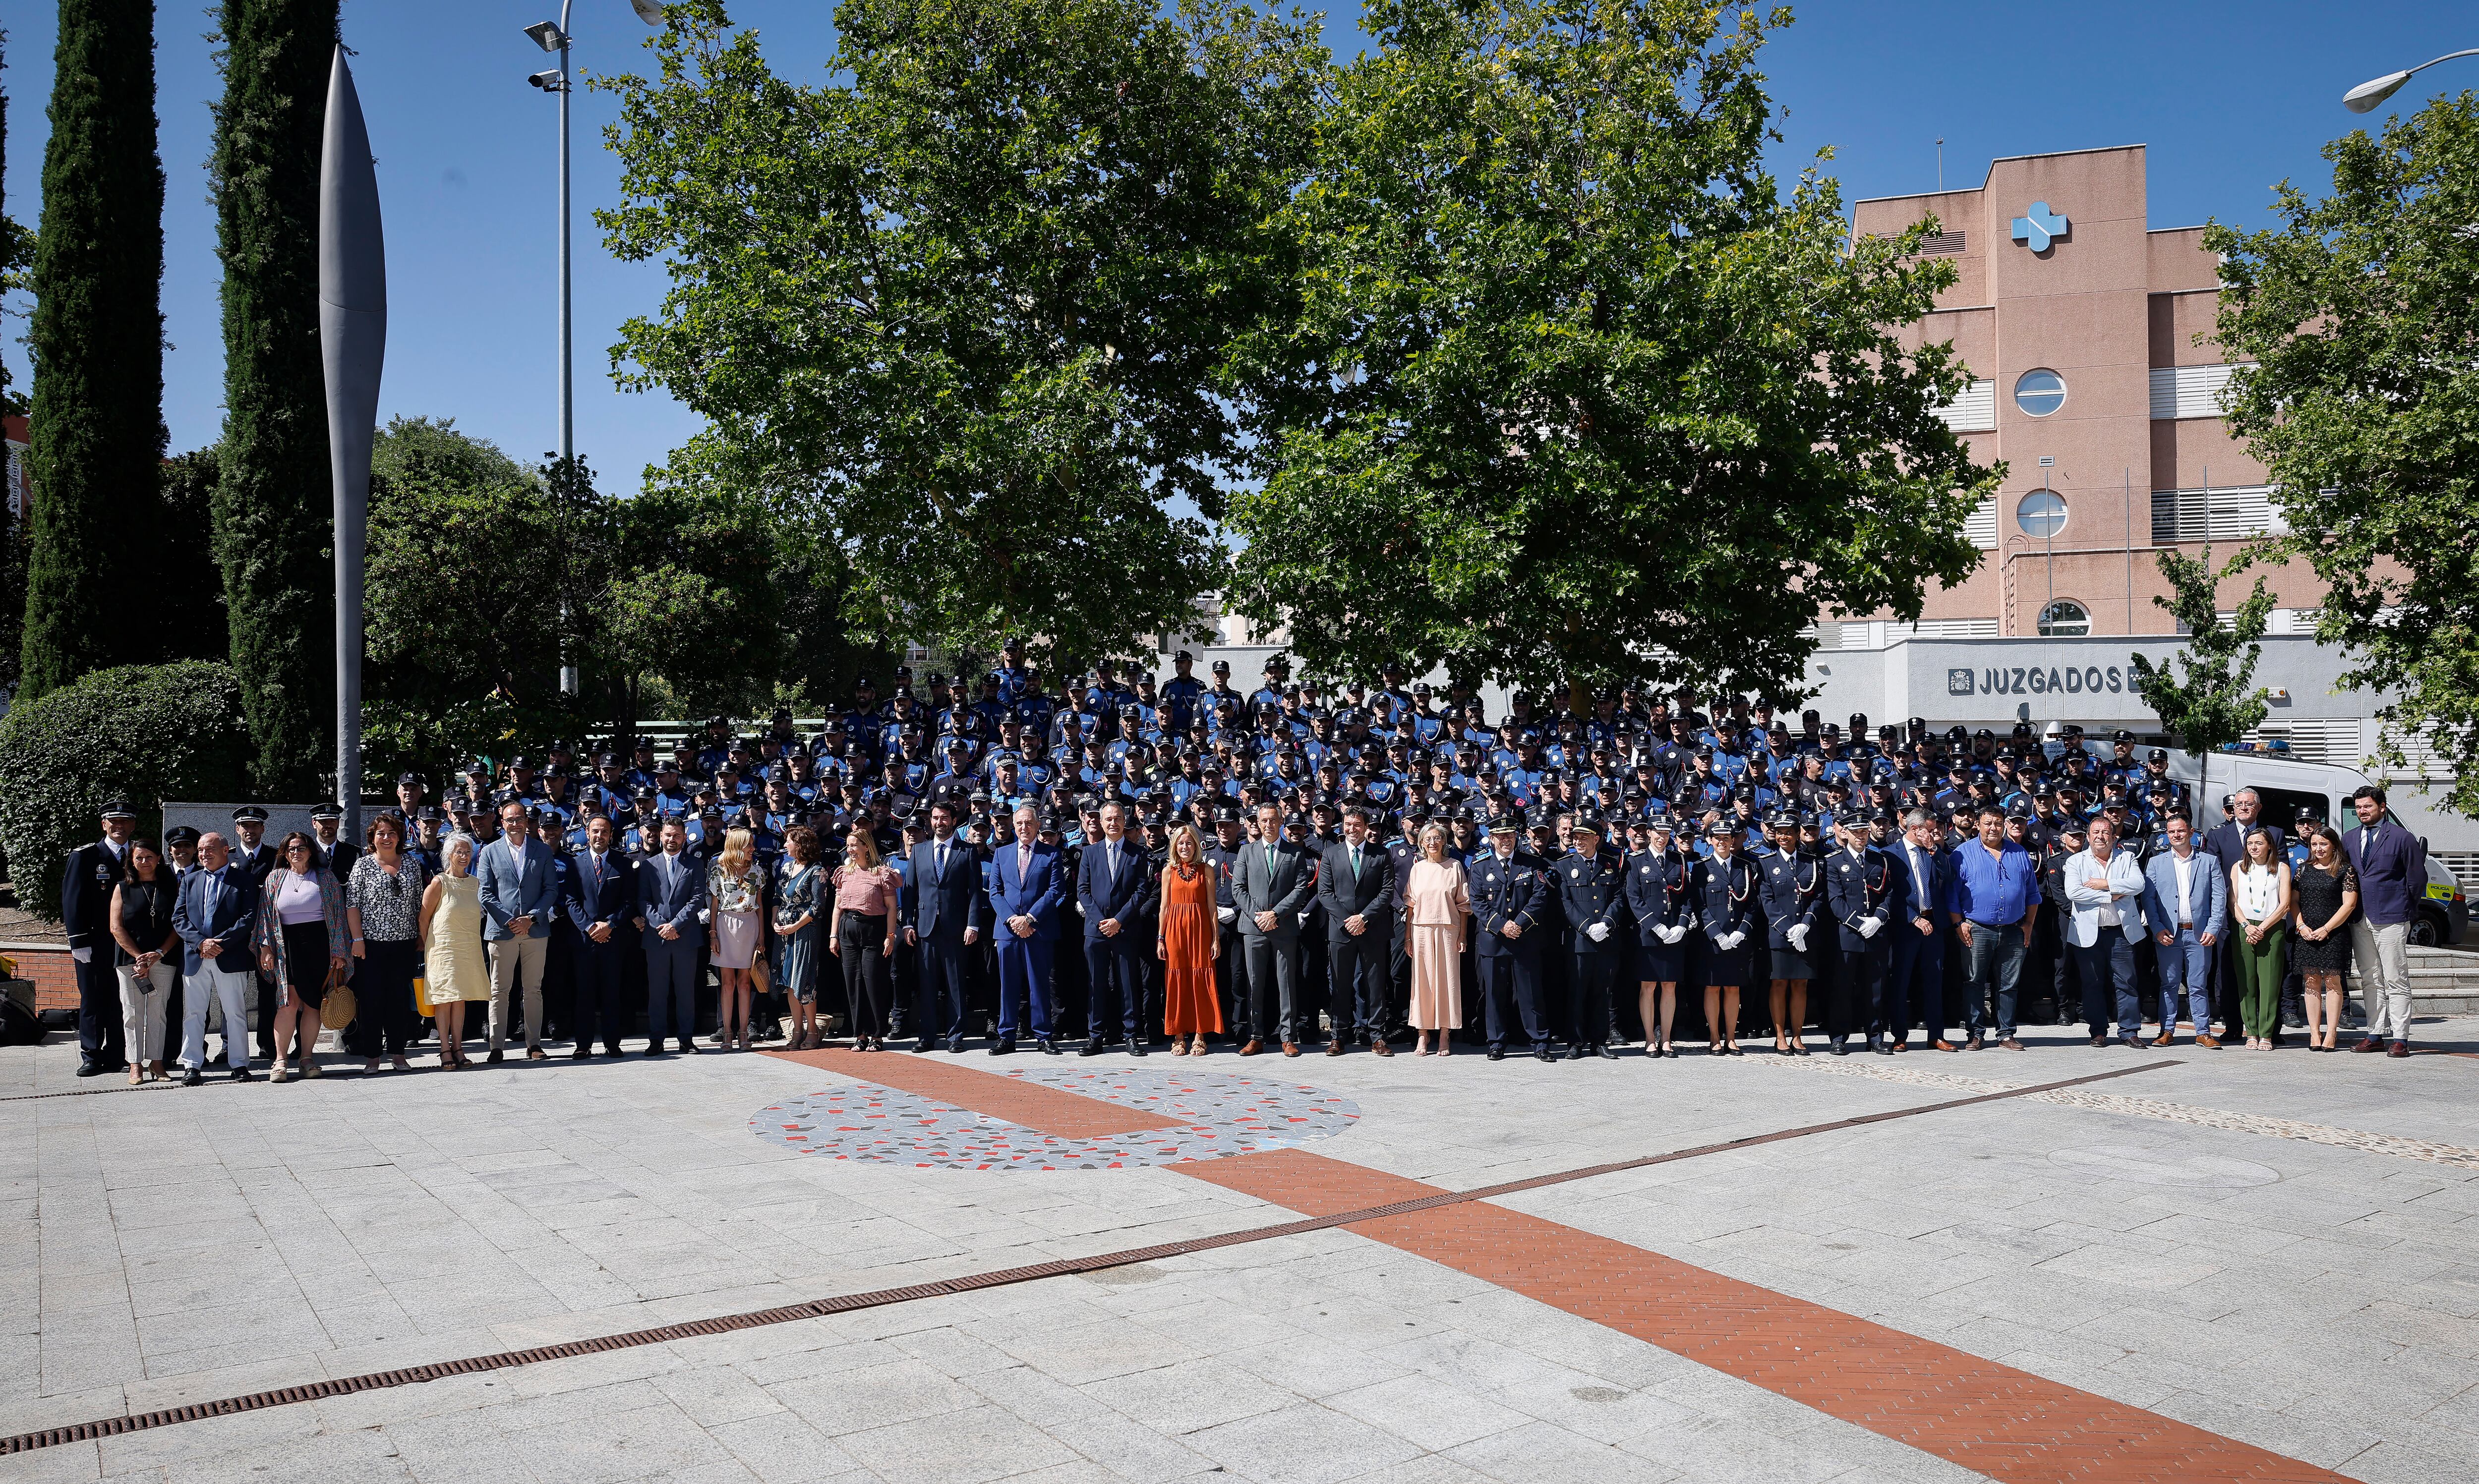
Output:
[56, 646, 2434, 1081]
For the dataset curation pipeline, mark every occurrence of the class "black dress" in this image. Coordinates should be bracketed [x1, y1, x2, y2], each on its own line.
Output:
[2291, 861, 2357, 972]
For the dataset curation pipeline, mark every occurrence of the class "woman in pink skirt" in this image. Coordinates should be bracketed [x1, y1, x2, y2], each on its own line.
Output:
[1405, 822, 1471, 1055]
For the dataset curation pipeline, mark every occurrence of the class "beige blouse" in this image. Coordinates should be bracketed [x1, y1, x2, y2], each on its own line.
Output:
[1405, 857, 1471, 928]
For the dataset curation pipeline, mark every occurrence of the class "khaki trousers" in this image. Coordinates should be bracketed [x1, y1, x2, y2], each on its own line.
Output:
[488, 934, 549, 1050]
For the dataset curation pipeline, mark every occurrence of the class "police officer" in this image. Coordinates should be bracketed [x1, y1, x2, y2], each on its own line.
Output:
[62, 799, 137, 1076]
[1472, 815, 1550, 1060]
[1623, 814, 1693, 1057]
[1759, 812, 1821, 1055]
[1553, 812, 1623, 1059]
[1823, 818, 1895, 1055]
[1694, 818, 1759, 1054]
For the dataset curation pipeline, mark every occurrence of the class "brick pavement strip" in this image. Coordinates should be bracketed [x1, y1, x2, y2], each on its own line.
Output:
[767, 1047, 1186, 1138]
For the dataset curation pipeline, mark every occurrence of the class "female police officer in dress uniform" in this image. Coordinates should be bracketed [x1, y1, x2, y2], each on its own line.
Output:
[1694, 818, 1759, 1055]
[1624, 815, 1694, 1058]
[1760, 812, 1822, 1056]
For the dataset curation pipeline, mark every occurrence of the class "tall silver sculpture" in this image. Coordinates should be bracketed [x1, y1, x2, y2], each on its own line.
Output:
[320, 46, 385, 837]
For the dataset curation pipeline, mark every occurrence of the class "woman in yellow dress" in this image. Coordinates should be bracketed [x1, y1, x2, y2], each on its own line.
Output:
[419, 833, 488, 1069]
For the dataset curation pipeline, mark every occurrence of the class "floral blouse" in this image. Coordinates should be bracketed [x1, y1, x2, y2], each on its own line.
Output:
[774, 862, 821, 933]
[348, 853, 430, 942]
[709, 864, 766, 915]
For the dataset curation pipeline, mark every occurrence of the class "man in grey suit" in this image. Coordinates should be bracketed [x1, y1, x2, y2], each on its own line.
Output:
[476, 799, 561, 1061]
[1232, 800, 1319, 1055]
[1317, 805, 1396, 1055]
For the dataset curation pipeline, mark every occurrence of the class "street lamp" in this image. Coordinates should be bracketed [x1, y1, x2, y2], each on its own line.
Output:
[521, 0, 663, 472]
[526, 1, 661, 696]
[2343, 48, 2479, 113]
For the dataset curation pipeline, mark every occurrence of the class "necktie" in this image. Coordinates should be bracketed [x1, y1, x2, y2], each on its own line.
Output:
[1018, 844, 1030, 879]
[1910, 847, 1926, 912]
[1350, 846, 1361, 881]
[938, 842, 948, 878]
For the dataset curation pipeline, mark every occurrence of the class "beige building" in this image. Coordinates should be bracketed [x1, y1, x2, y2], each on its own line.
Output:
[1836, 143, 2324, 642]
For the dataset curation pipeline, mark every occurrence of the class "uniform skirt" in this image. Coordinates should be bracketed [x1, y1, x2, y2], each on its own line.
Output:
[1635, 934, 1685, 983]
[1704, 940, 1753, 988]
[1770, 943, 1816, 980]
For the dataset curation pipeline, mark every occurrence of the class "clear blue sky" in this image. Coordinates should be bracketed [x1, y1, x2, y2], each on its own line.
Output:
[1, 2, 2471, 491]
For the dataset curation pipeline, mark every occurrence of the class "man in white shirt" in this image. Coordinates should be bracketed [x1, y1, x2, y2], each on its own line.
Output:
[477, 799, 558, 1061]
[2063, 816, 2149, 1047]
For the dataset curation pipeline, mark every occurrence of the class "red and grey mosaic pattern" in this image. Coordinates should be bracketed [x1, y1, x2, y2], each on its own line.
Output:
[751, 1065, 1361, 1171]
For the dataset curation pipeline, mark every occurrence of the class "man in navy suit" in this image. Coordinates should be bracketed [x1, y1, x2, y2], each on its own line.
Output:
[564, 815, 637, 1058]
[477, 799, 561, 1061]
[1882, 809, 1950, 1052]
[636, 818, 707, 1053]
[61, 798, 136, 1076]
[987, 801, 1066, 1054]
[1317, 806, 1396, 1053]
[1076, 799, 1154, 1054]
[906, 800, 987, 1051]
[172, 832, 259, 1083]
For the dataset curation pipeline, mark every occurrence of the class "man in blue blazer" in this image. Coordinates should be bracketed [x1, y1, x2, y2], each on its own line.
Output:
[1076, 799, 1155, 1054]
[172, 832, 259, 1083]
[476, 799, 561, 1061]
[905, 799, 987, 1051]
[987, 801, 1066, 1054]
[2143, 811, 2226, 1046]
[636, 818, 708, 1054]
[565, 815, 638, 1059]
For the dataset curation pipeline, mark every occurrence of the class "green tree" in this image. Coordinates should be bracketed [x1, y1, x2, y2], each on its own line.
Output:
[2127, 546, 2274, 755]
[2209, 93, 2479, 814]
[597, 0, 1326, 668]
[1223, 0, 1993, 699]
[18, 0, 167, 699]
[211, 0, 341, 792]
[3, 27, 39, 416]
[606, 476, 784, 719]
[158, 449, 230, 660]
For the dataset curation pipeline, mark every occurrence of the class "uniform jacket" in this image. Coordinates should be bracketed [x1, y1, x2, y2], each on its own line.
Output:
[1824, 845, 1897, 952]
[1693, 855, 1760, 944]
[60, 839, 127, 954]
[1316, 839, 1395, 944]
[1759, 852, 1823, 948]
[1470, 849, 1544, 959]
[1554, 849, 1624, 953]
[1621, 849, 1693, 943]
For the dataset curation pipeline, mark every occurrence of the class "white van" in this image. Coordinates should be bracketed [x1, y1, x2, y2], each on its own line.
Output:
[2162, 752, 2468, 946]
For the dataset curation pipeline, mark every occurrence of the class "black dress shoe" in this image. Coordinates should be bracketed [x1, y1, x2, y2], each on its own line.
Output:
[1079, 1040, 1108, 1057]
[1487, 1045, 1505, 1061]
[945, 1040, 966, 1054]
[1830, 1037, 1849, 1056]
[990, 1038, 1016, 1056]
[76, 1061, 103, 1078]
[229, 1067, 253, 1082]
[1595, 1043, 1618, 1060]
[913, 1037, 936, 1052]
[571, 1048, 592, 1061]
[486, 1048, 506, 1064]
[181, 1067, 204, 1086]
[1565, 1043, 1584, 1060]
[1038, 1039, 1062, 1056]
[1128, 1041, 1148, 1056]
[1533, 1044, 1554, 1062]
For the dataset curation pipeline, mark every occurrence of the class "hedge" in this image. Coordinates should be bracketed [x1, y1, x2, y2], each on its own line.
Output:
[0, 661, 252, 920]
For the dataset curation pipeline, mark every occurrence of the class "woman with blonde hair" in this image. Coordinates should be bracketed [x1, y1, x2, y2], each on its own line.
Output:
[252, 832, 353, 1083]
[829, 824, 902, 1050]
[420, 833, 487, 1068]
[709, 827, 766, 1051]
[1157, 823, 1222, 1054]
[1405, 821, 1470, 1055]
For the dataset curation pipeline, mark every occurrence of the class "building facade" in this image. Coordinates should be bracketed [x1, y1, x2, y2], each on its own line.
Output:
[1836, 143, 2323, 643]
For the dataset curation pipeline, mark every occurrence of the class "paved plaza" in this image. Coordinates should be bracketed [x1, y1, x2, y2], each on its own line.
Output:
[3, 1020, 2478, 1484]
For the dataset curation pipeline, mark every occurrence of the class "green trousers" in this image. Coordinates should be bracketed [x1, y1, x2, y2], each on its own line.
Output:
[2233, 925, 2287, 1038]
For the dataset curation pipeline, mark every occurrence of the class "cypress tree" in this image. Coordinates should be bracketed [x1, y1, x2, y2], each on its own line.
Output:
[211, 0, 339, 793]
[18, 0, 167, 699]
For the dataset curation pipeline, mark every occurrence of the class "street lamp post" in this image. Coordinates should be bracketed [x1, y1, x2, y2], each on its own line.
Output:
[526, 0, 660, 695]
[2344, 49, 2479, 112]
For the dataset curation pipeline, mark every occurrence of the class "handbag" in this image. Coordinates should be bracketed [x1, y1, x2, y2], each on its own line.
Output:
[320, 960, 357, 1029]
[412, 970, 433, 1015]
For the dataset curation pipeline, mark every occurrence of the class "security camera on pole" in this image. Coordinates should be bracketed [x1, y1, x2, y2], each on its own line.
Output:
[524, 0, 662, 695]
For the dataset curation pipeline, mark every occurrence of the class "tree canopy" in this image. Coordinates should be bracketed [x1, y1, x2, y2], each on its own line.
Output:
[2128, 547, 2274, 756]
[1220, 0, 1995, 698]
[597, 0, 1327, 668]
[2208, 92, 2479, 814]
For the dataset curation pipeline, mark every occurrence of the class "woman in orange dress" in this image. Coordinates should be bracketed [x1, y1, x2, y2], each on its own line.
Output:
[1157, 824, 1224, 1055]
[1406, 822, 1471, 1055]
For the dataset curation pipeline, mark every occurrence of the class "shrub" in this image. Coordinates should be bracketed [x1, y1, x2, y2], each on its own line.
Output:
[0, 661, 251, 919]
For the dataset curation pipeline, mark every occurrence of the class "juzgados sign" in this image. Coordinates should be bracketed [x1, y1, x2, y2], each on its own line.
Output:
[1948, 663, 2133, 698]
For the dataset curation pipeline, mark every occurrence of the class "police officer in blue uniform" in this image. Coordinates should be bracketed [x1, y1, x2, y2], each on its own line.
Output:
[1824, 817, 1896, 1055]
[1552, 813, 1624, 1059]
[1472, 815, 1550, 1060]
[1759, 812, 1822, 1055]
[1693, 818, 1759, 1054]
[1623, 814, 1693, 1057]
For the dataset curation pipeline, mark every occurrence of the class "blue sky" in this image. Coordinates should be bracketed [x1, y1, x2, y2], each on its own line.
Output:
[1, 2, 2471, 491]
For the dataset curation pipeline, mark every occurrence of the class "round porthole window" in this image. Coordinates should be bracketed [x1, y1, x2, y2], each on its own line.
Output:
[2038, 599, 2090, 637]
[2016, 490, 2068, 538]
[2014, 369, 2066, 417]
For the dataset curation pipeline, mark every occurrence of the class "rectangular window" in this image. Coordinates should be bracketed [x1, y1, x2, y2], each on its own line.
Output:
[1964, 496, 1998, 550]
[2149, 363, 2246, 420]
[2151, 485, 2281, 543]
[1934, 380, 1996, 434]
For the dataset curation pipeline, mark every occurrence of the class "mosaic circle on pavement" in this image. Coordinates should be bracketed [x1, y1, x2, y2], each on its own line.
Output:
[750, 1065, 1360, 1171]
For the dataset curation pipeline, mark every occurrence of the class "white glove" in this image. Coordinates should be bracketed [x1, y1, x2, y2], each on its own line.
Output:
[1076, 902, 1087, 915]
[1299, 912, 1312, 928]
[697, 909, 712, 925]
[1716, 930, 1744, 951]
[1787, 924, 1809, 953]
[1586, 921, 1610, 943]
[1856, 914, 1883, 940]
[1217, 906, 1236, 924]
[1656, 923, 1685, 946]
[70, 946, 91, 964]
